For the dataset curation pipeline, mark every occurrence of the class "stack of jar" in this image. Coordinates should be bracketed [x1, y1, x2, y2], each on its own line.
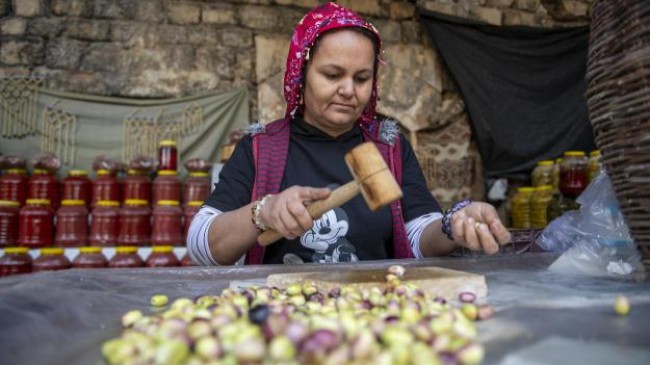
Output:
[0, 141, 215, 275]
[520, 150, 602, 227]
[0, 246, 196, 276]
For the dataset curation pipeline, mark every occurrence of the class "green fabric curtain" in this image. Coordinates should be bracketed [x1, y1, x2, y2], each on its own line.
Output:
[0, 87, 250, 175]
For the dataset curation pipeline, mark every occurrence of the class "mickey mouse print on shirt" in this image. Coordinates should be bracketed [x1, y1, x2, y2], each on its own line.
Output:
[301, 207, 359, 263]
[282, 204, 359, 264]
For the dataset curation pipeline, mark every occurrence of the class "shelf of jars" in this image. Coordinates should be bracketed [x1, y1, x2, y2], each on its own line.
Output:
[0, 245, 194, 275]
[0, 140, 222, 275]
[509, 149, 601, 230]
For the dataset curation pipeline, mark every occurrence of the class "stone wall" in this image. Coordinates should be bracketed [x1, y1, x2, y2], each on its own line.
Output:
[0, 0, 595, 204]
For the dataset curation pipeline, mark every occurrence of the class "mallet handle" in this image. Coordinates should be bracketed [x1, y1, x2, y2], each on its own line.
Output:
[257, 181, 360, 246]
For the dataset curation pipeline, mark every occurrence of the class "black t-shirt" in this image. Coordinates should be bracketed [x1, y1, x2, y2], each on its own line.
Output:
[205, 117, 441, 264]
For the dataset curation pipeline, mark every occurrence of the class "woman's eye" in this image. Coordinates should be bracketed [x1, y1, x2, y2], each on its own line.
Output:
[355, 76, 370, 83]
[324, 73, 339, 80]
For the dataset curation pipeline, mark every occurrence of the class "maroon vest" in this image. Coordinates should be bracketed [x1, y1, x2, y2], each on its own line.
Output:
[245, 118, 412, 264]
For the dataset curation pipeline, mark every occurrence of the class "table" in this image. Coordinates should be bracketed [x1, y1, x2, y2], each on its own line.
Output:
[0, 253, 648, 364]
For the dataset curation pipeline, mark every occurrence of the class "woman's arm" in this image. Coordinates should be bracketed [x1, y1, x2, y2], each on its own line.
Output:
[418, 201, 512, 257]
[205, 202, 261, 265]
[189, 186, 332, 266]
[417, 218, 460, 256]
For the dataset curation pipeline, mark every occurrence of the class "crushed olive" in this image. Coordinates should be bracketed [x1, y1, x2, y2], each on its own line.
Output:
[103, 265, 493, 364]
[248, 304, 271, 325]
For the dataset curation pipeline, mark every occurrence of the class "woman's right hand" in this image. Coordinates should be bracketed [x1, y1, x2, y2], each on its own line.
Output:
[258, 186, 331, 240]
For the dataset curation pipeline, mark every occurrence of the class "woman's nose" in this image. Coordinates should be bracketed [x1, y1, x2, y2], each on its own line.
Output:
[338, 79, 354, 96]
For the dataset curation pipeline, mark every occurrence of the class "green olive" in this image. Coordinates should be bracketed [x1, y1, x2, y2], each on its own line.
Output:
[121, 310, 143, 328]
[614, 295, 630, 316]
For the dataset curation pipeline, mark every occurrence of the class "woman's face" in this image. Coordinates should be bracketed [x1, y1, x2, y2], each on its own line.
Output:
[303, 29, 375, 137]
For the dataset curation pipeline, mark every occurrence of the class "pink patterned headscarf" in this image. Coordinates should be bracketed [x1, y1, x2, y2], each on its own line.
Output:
[283, 2, 383, 127]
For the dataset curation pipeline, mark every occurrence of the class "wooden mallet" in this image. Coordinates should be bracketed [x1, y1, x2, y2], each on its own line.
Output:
[257, 142, 403, 246]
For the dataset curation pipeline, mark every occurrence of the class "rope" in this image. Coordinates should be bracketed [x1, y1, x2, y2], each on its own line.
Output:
[0, 76, 44, 138]
[41, 104, 77, 165]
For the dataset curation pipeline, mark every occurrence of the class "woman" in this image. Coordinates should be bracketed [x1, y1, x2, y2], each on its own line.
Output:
[188, 2, 511, 266]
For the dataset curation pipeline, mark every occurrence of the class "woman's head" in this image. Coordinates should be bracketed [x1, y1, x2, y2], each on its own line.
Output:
[283, 2, 383, 134]
[302, 29, 375, 137]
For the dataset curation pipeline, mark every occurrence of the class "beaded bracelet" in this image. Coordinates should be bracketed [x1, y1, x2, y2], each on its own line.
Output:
[251, 194, 273, 231]
[441, 199, 472, 241]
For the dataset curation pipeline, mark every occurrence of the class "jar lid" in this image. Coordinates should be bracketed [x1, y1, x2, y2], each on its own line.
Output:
[555, 158, 562, 163]
[116, 246, 138, 254]
[127, 169, 147, 176]
[536, 185, 553, 191]
[536, 160, 554, 166]
[187, 201, 203, 207]
[96, 169, 110, 176]
[157, 170, 178, 176]
[0, 200, 20, 207]
[590, 150, 600, 157]
[33, 169, 49, 175]
[79, 247, 102, 254]
[97, 200, 120, 207]
[152, 246, 174, 253]
[61, 199, 86, 206]
[189, 172, 210, 177]
[564, 151, 585, 157]
[41, 247, 64, 255]
[517, 187, 535, 193]
[157, 200, 180, 206]
[124, 199, 148, 206]
[3, 247, 29, 254]
[5, 168, 26, 174]
[26, 198, 51, 206]
[68, 169, 88, 177]
[159, 140, 177, 147]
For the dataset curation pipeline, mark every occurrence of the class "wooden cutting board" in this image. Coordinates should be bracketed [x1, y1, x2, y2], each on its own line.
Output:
[266, 266, 487, 300]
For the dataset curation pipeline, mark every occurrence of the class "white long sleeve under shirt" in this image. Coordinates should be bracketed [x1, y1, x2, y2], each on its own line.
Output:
[186, 206, 442, 266]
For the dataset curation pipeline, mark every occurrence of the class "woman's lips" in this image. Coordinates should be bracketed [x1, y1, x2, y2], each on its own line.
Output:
[331, 103, 355, 111]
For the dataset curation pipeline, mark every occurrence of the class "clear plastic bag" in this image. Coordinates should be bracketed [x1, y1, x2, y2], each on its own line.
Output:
[92, 156, 125, 174]
[535, 170, 644, 278]
[0, 155, 26, 169]
[31, 152, 61, 172]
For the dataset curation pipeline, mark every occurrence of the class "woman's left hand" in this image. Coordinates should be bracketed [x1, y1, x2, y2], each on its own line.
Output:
[450, 202, 512, 255]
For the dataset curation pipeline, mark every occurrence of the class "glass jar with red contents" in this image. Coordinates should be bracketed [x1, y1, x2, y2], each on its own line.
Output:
[109, 246, 144, 268]
[183, 172, 211, 206]
[158, 140, 178, 172]
[19, 199, 54, 249]
[28, 169, 60, 211]
[560, 151, 588, 198]
[0, 200, 20, 247]
[33, 247, 71, 272]
[72, 246, 108, 269]
[183, 201, 202, 241]
[92, 169, 121, 208]
[151, 200, 183, 246]
[153, 170, 181, 206]
[55, 199, 89, 247]
[118, 199, 150, 247]
[123, 169, 152, 205]
[62, 170, 92, 208]
[146, 245, 180, 267]
[90, 200, 120, 247]
[0, 168, 28, 206]
[0, 247, 33, 276]
[180, 252, 195, 266]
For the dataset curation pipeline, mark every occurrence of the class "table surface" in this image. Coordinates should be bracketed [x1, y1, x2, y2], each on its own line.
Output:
[0, 253, 648, 365]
